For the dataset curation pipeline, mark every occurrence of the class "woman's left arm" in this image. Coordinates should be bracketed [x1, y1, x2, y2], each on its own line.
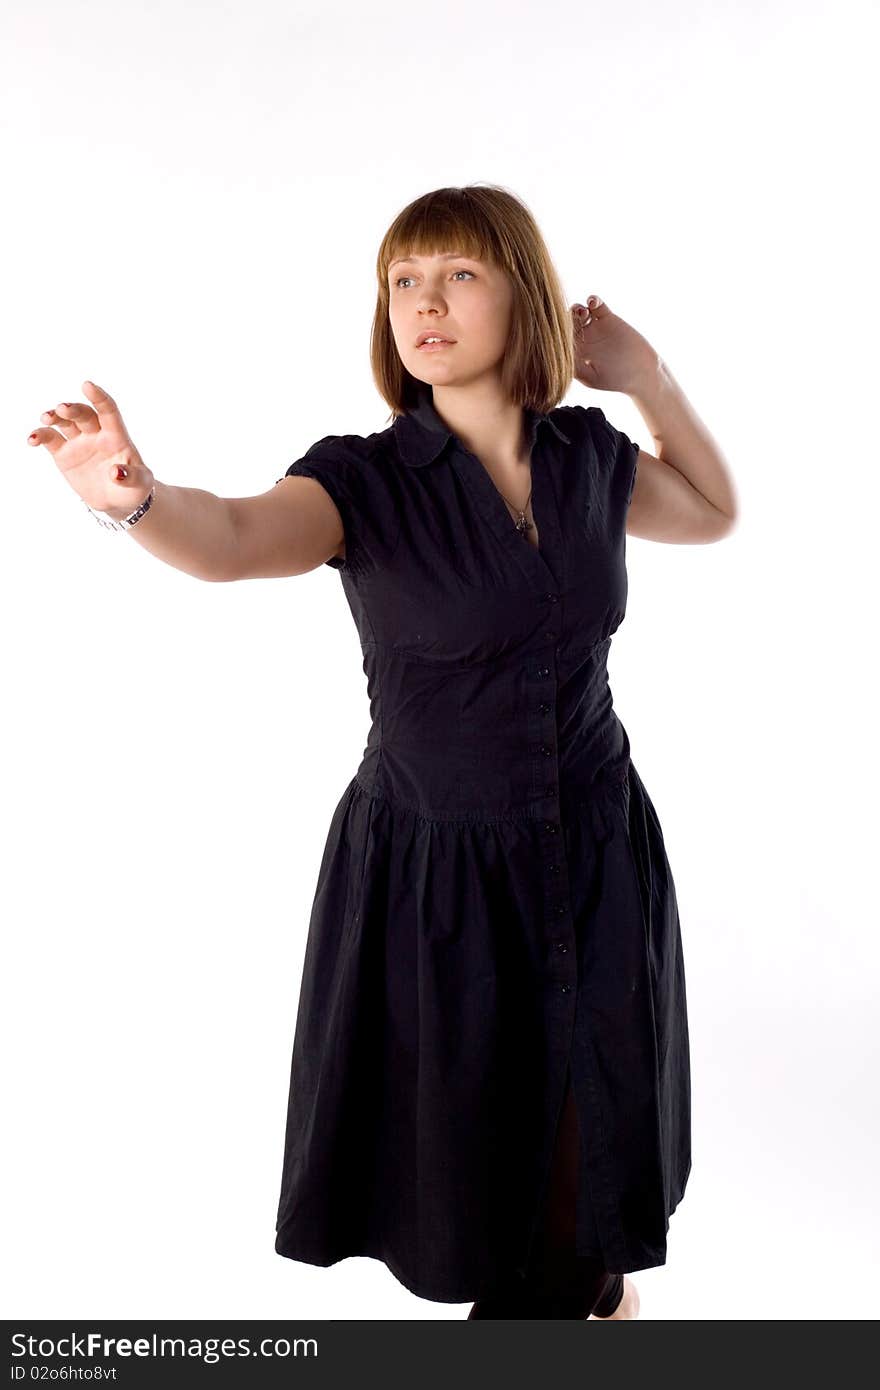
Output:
[629, 359, 740, 541]
[572, 296, 740, 543]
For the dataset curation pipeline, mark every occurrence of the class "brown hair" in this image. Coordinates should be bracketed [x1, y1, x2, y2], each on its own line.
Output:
[370, 184, 576, 421]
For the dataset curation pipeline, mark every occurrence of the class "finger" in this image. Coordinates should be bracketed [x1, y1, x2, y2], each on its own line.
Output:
[49, 399, 99, 434]
[81, 380, 124, 426]
[26, 426, 68, 455]
[41, 405, 83, 438]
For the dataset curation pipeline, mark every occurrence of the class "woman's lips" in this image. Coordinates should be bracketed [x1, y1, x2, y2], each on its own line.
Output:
[417, 340, 456, 351]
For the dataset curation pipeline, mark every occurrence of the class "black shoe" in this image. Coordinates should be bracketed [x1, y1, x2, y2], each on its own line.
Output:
[590, 1273, 625, 1317]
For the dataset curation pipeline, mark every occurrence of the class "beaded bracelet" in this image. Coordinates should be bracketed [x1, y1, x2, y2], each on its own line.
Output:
[82, 484, 156, 532]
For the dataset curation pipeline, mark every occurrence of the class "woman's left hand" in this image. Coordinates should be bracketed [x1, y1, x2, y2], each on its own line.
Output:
[571, 296, 660, 395]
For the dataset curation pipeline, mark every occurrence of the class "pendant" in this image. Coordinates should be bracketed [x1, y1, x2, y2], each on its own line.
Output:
[514, 514, 534, 533]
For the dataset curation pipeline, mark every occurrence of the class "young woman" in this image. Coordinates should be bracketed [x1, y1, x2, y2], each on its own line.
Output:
[26, 183, 737, 1320]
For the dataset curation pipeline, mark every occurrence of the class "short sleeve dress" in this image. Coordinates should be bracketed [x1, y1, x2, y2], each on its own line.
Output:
[272, 381, 692, 1304]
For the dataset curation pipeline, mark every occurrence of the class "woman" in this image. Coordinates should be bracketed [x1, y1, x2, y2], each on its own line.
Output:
[26, 183, 737, 1319]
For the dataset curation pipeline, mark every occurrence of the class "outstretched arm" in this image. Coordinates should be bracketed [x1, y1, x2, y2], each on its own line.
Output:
[26, 381, 344, 581]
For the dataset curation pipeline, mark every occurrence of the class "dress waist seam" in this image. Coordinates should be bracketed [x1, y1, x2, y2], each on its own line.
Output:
[352, 758, 629, 827]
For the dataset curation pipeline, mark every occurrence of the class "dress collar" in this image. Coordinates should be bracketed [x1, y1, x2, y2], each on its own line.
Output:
[392, 380, 571, 468]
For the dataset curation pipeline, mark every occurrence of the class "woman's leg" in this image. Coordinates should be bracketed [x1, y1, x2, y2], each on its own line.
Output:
[468, 1064, 625, 1319]
[522, 1063, 624, 1317]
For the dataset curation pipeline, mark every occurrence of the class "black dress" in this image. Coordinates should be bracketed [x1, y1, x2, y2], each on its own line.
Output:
[272, 381, 692, 1304]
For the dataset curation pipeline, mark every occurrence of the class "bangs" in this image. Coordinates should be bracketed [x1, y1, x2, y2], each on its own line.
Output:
[379, 191, 506, 280]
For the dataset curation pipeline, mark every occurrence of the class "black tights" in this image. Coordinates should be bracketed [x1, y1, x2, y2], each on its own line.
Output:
[468, 1065, 624, 1319]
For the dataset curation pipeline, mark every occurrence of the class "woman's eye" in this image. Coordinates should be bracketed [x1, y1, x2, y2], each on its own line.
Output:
[393, 270, 475, 289]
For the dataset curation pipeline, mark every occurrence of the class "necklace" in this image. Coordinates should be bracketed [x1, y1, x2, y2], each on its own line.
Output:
[497, 484, 535, 534]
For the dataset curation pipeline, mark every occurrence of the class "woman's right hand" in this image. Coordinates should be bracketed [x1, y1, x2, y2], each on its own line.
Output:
[27, 380, 155, 520]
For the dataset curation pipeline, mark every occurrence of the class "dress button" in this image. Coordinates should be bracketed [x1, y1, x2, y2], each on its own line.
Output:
[560, 983, 572, 994]
[544, 630, 555, 640]
[555, 940, 569, 952]
[549, 862, 560, 875]
[555, 905, 566, 917]
[546, 783, 557, 796]
[539, 702, 551, 714]
[544, 821, 558, 834]
[539, 745, 552, 757]
[546, 593, 559, 604]
[537, 666, 550, 678]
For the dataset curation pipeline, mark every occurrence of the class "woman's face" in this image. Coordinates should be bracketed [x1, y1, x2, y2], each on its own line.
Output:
[387, 250, 515, 389]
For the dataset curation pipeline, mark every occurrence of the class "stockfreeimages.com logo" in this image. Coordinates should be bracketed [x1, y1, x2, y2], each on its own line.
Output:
[10, 1330, 317, 1366]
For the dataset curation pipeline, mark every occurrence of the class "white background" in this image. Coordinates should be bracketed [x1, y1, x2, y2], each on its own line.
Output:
[2, 0, 878, 1322]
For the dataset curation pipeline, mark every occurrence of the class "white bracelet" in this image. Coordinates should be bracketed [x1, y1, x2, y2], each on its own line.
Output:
[83, 485, 156, 532]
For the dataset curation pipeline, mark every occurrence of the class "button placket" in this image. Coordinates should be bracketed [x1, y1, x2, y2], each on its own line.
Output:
[532, 591, 573, 997]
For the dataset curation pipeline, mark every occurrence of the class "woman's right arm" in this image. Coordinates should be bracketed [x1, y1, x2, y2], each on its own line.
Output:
[110, 477, 346, 582]
[26, 381, 344, 582]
